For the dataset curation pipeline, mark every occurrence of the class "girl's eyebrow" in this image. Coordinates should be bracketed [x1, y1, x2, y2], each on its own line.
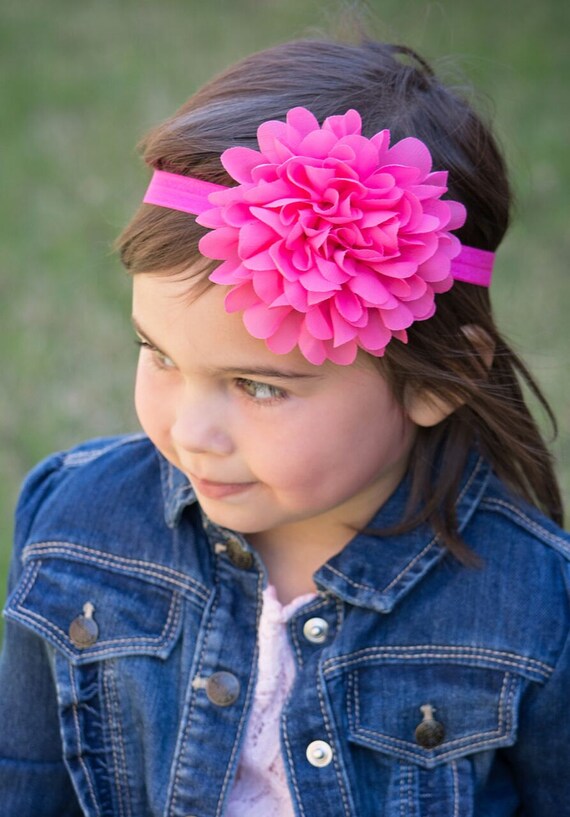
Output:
[131, 318, 166, 354]
[215, 365, 321, 380]
[132, 317, 321, 380]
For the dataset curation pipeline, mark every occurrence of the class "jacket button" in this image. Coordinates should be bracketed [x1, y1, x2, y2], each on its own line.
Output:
[205, 671, 241, 706]
[303, 617, 329, 644]
[69, 602, 98, 648]
[415, 704, 445, 749]
[225, 537, 254, 570]
[306, 740, 333, 767]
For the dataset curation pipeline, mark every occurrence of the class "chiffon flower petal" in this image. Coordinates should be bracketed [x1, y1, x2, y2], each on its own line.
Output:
[200, 107, 467, 364]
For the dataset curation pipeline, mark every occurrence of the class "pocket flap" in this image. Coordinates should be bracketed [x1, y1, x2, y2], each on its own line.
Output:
[346, 662, 521, 768]
[5, 552, 183, 664]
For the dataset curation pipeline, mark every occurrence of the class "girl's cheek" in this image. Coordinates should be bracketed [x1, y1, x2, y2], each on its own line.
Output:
[134, 364, 165, 435]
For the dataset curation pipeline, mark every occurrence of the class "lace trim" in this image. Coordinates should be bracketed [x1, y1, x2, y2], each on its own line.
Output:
[226, 585, 316, 816]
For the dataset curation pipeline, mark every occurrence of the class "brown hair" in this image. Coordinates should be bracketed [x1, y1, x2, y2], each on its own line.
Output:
[116, 38, 563, 560]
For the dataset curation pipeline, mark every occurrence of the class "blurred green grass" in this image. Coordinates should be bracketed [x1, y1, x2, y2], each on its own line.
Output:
[1, 0, 569, 613]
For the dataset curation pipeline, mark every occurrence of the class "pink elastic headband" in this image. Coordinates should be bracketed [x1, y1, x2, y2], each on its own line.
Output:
[143, 107, 495, 365]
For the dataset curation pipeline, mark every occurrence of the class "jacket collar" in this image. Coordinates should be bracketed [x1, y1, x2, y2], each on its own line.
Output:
[160, 454, 198, 528]
[160, 448, 491, 613]
[314, 451, 491, 612]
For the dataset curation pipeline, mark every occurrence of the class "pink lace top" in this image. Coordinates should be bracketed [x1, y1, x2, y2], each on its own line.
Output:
[226, 585, 317, 816]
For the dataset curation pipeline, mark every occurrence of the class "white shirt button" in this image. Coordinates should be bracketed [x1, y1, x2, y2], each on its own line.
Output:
[306, 739, 333, 767]
[303, 617, 329, 644]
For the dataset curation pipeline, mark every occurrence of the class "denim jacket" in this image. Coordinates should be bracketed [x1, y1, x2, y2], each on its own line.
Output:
[1, 433, 570, 817]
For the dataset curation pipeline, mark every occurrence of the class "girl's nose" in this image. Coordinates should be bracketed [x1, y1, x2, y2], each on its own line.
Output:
[171, 392, 234, 456]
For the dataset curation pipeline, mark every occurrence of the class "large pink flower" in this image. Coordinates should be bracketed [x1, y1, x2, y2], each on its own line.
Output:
[197, 107, 466, 365]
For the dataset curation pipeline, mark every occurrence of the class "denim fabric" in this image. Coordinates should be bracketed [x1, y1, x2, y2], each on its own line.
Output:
[1, 433, 569, 817]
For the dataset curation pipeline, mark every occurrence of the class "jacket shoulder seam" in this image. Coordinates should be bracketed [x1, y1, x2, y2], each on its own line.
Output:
[61, 433, 148, 468]
[479, 497, 570, 559]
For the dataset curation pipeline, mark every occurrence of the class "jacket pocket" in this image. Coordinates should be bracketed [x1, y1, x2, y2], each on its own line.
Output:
[346, 660, 521, 768]
[4, 546, 185, 663]
[3, 543, 203, 817]
[332, 652, 531, 817]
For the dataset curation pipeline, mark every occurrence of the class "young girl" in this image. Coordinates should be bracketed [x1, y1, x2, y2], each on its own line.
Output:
[1, 37, 569, 817]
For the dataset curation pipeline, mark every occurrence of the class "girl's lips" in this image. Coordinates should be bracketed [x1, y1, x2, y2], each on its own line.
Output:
[189, 474, 256, 500]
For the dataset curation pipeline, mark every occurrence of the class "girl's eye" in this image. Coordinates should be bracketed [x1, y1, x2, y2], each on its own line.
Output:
[135, 339, 176, 371]
[235, 378, 287, 403]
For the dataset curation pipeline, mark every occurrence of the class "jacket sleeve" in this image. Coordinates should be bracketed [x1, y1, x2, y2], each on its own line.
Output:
[0, 454, 83, 817]
[505, 559, 570, 815]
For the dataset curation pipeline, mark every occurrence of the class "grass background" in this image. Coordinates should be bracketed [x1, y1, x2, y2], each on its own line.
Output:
[1, 0, 569, 617]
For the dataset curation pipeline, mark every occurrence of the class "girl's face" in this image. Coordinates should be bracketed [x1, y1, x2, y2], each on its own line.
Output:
[133, 272, 416, 550]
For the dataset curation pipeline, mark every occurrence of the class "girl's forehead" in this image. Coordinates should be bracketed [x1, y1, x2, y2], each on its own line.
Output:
[133, 268, 226, 323]
[133, 272, 314, 369]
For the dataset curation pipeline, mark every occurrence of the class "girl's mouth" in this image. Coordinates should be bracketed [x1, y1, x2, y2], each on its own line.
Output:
[189, 474, 257, 500]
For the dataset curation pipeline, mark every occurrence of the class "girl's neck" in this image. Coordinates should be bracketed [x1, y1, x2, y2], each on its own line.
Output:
[247, 521, 352, 605]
